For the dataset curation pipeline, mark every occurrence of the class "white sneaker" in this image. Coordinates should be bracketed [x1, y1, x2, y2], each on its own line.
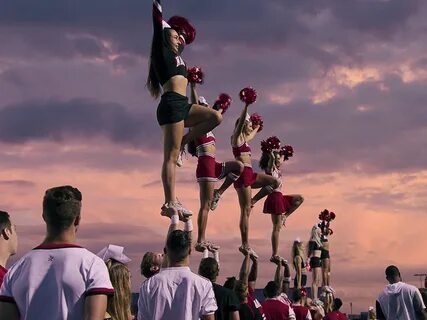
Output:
[175, 198, 192, 220]
[210, 190, 221, 211]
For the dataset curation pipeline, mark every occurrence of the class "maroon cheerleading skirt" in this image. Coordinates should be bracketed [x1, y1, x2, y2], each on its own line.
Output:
[234, 166, 257, 189]
[263, 192, 293, 215]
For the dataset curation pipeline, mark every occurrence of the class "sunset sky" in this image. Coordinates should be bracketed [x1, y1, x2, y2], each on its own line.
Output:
[1, 0, 427, 314]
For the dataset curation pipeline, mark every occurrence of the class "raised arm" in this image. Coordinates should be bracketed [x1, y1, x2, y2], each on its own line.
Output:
[245, 124, 260, 142]
[190, 83, 199, 105]
[152, 0, 166, 52]
[274, 261, 284, 293]
[248, 256, 258, 291]
[239, 253, 251, 285]
[232, 104, 249, 143]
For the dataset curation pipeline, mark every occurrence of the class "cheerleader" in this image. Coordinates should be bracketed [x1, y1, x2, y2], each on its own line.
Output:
[187, 83, 244, 252]
[308, 225, 323, 300]
[231, 91, 280, 256]
[258, 136, 304, 263]
[291, 239, 308, 289]
[318, 209, 335, 288]
[147, 0, 222, 218]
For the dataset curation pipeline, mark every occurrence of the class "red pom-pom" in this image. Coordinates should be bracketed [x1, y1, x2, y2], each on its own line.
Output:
[187, 66, 204, 84]
[167, 16, 196, 45]
[261, 136, 281, 153]
[280, 145, 294, 160]
[329, 212, 336, 220]
[328, 228, 334, 235]
[214, 93, 232, 114]
[239, 87, 257, 105]
[319, 209, 329, 221]
[249, 113, 263, 132]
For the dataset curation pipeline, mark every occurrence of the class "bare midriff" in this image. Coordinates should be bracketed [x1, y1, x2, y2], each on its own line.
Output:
[236, 155, 251, 168]
[163, 75, 188, 97]
[199, 144, 216, 156]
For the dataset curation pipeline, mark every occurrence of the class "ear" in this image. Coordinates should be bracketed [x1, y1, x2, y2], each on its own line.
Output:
[2, 227, 11, 240]
[74, 215, 81, 227]
[188, 246, 192, 256]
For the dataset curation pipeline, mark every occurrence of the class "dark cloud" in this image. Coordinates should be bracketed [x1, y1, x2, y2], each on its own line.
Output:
[0, 98, 159, 148]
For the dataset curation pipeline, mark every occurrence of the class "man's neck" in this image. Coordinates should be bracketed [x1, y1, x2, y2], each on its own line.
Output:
[0, 252, 10, 268]
[43, 228, 76, 244]
[168, 261, 189, 268]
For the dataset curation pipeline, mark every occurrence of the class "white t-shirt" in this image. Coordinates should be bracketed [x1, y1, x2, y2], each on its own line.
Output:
[377, 281, 426, 320]
[0, 243, 114, 320]
[138, 266, 217, 320]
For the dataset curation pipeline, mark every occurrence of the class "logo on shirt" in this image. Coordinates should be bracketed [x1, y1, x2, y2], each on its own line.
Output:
[175, 56, 185, 67]
[48, 255, 54, 262]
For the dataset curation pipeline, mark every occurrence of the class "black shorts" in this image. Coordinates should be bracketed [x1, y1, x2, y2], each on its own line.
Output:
[310, 257, 321, 269]
[157, 91, 192, 125]
[293, 273, 307, 288]
[321, 249, 330, 260]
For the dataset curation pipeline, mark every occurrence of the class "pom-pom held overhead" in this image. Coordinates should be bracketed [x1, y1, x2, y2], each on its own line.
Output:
[318, 209, 336, 238]
[187, 66, 204, 84]
[239, 87, 257, 105]
[214, 93, 232, 114]
[167, 15, 196, 45]
[280, 145, 294, 160]
[261, 136, 281, 153]
[249, 113, 263, 132]
[318, 209, 336, 222]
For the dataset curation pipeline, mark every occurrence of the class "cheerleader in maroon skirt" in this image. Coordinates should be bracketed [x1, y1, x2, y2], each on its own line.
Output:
[187, 82, 244, 252]
[232, 88, 281, 257]
[258, 136, 304, 263]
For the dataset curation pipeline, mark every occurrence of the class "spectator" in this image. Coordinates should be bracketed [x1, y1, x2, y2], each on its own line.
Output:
[420, 276, 427, 309]
[323, 298, 347, 320]
[199, 256, 240, 320]
[0, 185, 114, 320]
[234, 252, 263, 320]
[138, 230, 217, 320]
[0, 211, 18, 287]
[376, 265, 427, 320]
[97, 244, 132, 320]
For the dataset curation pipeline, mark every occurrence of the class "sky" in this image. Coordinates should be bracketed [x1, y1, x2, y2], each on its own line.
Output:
[1, 0, 427, 314]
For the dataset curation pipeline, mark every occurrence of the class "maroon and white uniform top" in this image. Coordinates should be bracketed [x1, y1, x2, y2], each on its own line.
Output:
[266, 167, 283, 191]
[195, 131, 216, 158]
[0, 243, 114, 320]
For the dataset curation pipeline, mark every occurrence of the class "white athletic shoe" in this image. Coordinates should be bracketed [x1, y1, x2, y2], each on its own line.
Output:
[175, 198, 192, 220]
[210, 190, 221, 211]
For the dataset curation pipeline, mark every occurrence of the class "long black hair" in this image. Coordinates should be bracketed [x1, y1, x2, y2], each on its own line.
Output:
[259, 152, 270, 171]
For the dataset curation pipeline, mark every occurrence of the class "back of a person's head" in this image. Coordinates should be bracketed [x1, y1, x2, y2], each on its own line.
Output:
[224, 276, 237, 290]
[166, 230, 190, 262]
[333, 298, 343, 311]
[264, 281, 279, 299]
[140, 252, 157, 278]
[43, 186, 82, 231]
[292, 288, 303, 302]
[106, 259, 132, 320]
[0, 210, 11, 233]
[198, 257, 219, 282]
[385, 265, 401, 280]
[234, 280, 248, 303]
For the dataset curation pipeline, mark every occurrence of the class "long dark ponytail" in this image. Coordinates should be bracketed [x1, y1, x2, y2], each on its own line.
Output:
[146, 41, 161, 99]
